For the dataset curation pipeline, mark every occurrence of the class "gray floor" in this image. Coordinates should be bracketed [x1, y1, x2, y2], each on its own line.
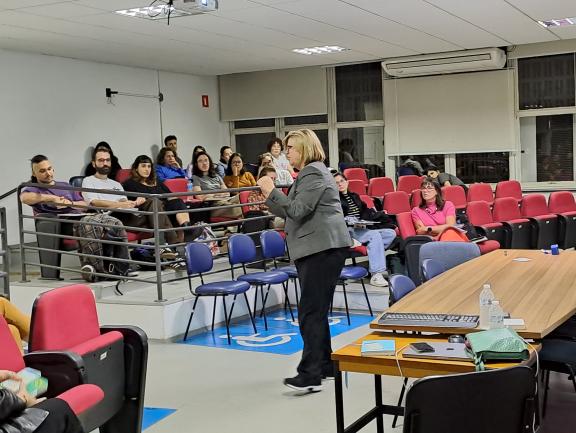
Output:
[141, 323, 576, 433]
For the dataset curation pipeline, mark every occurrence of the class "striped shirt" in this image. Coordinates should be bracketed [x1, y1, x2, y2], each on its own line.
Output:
[343, 193, 361, 218]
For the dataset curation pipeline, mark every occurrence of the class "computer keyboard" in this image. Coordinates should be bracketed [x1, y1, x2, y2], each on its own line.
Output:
[378, 312, 479, 328]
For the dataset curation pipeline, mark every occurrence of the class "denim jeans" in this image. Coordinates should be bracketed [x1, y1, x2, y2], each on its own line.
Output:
[350, 228, 396, 274]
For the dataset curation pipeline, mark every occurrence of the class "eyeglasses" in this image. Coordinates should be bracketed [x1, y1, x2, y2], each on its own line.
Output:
[232, 161, 242, 165]
[421, 185, 435, 190]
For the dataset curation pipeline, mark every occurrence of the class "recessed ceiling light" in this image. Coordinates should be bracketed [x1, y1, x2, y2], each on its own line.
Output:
[115, 5, 192, 20]
[292, 46, 349, 55]
[538, 17, 576, 28]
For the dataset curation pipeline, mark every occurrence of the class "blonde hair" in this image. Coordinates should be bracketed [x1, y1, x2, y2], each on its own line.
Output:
[282, 129, 325, 168]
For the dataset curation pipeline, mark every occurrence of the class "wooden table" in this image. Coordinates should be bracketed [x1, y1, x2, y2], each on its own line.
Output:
[371, 249, 576, 338]
[331, 332, 538, 433]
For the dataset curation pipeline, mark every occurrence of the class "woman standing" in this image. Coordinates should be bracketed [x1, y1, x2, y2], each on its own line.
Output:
[257, 129, 351, 393]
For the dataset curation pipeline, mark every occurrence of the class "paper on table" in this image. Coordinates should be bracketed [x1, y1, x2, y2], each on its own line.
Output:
[513, 257, 532, 262]
[504, 318, 526, 329]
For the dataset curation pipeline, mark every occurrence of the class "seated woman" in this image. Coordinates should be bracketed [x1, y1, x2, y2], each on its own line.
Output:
[0, 297, 29, 354]
[267, 137, 294, 174]
[411, 177, 456, 237]
[333, 172, 396, 287]
[155, 148, 187, 182]
[191, 151, 242, 219]
[185, 145, 207, 179]
[258, 152, 293, 186]
[246, 167, 284, 229]
[1, 370, 83, 433]
[83, 141, 122, 180]
[123, 155, 202, 245]
[223, 153, 256, 191]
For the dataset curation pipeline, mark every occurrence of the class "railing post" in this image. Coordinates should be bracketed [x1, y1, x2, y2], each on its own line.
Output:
[17, 191, 29, 283]
[152, 196, 165, 302]
[0, 208, 9, 297]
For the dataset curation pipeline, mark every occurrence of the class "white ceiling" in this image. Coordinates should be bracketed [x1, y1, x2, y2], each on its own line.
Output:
[0, 0, 575, 76]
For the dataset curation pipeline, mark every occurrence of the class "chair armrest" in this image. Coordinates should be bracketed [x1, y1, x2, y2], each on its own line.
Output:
[24, 350, 87, 398]
[101, 325, 148, 399]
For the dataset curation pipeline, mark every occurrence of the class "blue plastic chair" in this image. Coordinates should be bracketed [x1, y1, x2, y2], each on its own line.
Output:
[421, 258, 445, 282]
[184, 242, 256, 344]
[333, 265, 372, 325]
[388, 274, 416, 306]
[260, 230, 297, 320]
[228, 234, 289, 330]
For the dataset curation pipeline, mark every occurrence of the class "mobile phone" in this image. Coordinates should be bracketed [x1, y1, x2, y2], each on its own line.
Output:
[410, 342, 435, 353]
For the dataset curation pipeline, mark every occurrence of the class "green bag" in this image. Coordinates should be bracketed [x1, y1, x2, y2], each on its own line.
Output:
[466, 327, 529, 371]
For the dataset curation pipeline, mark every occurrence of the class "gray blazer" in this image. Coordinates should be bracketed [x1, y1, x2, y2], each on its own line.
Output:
[266, 161, 352, 261]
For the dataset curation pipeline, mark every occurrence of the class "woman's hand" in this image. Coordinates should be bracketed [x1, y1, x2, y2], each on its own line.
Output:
[16, 380, 43, 408]
[0, 370, 17, 382]
[257, 176, 275, 198]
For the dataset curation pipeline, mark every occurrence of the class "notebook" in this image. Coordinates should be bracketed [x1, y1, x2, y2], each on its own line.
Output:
[361, 339, 396, 356]
[402, 342, 473, 362]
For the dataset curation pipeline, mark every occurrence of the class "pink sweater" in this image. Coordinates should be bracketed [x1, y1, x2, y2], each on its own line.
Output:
[411, 201, 456, 227]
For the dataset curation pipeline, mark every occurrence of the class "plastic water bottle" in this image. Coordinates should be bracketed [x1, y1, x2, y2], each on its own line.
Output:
[489, 300, 504, 329]
[479, 283, 495, 329]
[186, 179, 193, 198]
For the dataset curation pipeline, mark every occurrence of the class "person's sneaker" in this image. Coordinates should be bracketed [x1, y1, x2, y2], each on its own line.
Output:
[168, 261, 187, 271]
[81, 264, 96, 282]
[124, 268, 139, 277]
[283, 375, 323, 393]
[370, 273, 389, 287]
[159, 247, 178, 260]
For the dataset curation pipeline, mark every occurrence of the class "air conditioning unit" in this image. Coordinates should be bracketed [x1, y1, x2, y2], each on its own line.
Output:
[382, 48, 506, 78]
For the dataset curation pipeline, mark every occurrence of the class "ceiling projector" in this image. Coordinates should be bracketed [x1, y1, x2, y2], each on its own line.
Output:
[175, 0, 218, 13]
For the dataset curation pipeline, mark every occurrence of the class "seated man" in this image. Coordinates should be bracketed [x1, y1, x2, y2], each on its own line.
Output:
[20, 155, 89, 279]
[333, 172, 397, 287]
[426, 165, 467, 192]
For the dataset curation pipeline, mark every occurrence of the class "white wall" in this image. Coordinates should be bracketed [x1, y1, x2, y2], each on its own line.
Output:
[0, 49, 228, 244]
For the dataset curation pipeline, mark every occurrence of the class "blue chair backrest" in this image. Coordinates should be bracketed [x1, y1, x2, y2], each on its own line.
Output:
[418, 241, 480, 274]
[260, 230, 285, 259]
[185, 242, 213, 274]
[69, 175, 85, 188]
[389, 274, 416, 305]
[421, 258, 445, 282]
[228, 234, 257, 265]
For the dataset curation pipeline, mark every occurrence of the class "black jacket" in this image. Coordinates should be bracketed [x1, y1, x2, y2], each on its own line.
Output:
[0, 390, 47, 433]
[339, 191, 396, 229]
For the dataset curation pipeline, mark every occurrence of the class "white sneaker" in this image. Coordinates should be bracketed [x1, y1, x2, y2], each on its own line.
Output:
[370, 273, 389, 287]
[81, 264, 96, 282]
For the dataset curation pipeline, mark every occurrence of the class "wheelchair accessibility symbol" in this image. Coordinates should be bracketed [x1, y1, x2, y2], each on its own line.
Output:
[219, 333, 298, 347]
[272, 316, 343, 327]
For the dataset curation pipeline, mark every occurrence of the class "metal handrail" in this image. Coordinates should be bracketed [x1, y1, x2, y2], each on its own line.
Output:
[17, 182, 276, 301]
[0, 208, 9, 297]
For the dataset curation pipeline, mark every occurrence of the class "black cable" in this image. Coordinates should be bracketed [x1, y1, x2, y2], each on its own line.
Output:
[167, 0, 173, 25]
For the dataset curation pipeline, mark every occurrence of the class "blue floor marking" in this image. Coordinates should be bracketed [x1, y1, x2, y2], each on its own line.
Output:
[180, 309, 373, 355]
[142, 407, 177, 430]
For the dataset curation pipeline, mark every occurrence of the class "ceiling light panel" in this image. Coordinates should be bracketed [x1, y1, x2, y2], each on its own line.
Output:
[292, 45, 348, 55]
[538, 17, 576, 28]
[115, 5, 193, 20]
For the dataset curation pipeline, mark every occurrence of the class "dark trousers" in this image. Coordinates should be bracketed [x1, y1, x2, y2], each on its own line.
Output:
[295, 247, 347, 380]
[34, 398, 84, 433]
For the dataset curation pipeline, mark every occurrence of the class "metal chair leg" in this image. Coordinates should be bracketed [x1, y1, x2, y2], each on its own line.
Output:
[542, 369, 550, 418]
[392, 377, 408, 428]
[222, 296, 231, 345]
[342, 282, 351, 325]
[183, 296, 200, 341]
[228, 294, 238, 325]
[360, 278, 373, 316]
[293, 277, 300, 310]
[282, 281, 295, 321]
[243, 292, 257, 333]
[260, 284, 270, 330]
[211, 295, 217, 331]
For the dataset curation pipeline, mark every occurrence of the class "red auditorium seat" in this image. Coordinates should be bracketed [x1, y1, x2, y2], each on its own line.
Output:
[442, 185, 467, 212]
[163, 178, 187, 192]
[238, 190, 253, 216]
[114, 168, 132, 184]
[467, 201, 507, 247]
[383, 191, 411, 215]
[347, 179, 366, 195]
[368, 177, 394, 200]
[343, 167, 369, 186]
[0, 315, 104, 433]
[396, 175, 423, 195]
[29, 285, 148, 433]
[548, 191, 576, 249]
[492, 197, 532, 249]
[467, 183, 494, 205]
[359, 194, 376, 209]
[495, 180, 522, 203]
[411, 190, 422, 208]
[520, 193, 559, 249]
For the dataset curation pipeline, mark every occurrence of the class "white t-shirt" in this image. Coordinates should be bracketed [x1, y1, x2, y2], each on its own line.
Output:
[81, 175, 127, 204]
[272, 153, 291, 171]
